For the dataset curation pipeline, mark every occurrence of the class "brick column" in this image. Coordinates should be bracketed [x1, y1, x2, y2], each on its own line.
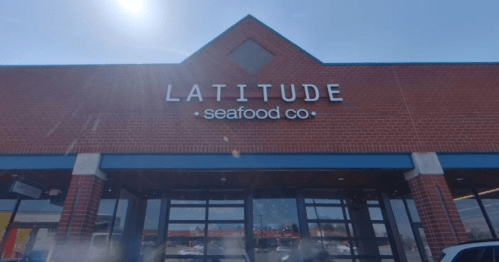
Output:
[405, 152, 468, 261]
[54, 153, 106, 261]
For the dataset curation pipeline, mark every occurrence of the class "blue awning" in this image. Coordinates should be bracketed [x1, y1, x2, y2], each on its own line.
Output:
[0, 154, 77, 170]
[100, 153, 414, 170]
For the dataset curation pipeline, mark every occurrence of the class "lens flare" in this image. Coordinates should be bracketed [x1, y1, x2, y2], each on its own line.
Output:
[232, 150, 240, 158]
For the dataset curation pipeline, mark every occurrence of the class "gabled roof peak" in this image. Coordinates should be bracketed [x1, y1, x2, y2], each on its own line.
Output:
[181, 14, 323, 67]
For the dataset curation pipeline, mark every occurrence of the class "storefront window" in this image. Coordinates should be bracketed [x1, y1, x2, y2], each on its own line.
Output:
[389, 199, 421, 262]
[0, 200, 17, 241]
[16, 200, 62, 223]
[405, 199, 420, 223]
[479, 195, 499, 238]
[164, 190, 246, 262]
[97, 198, 118, 233]
[303, 190, 396, 262]
[1, 199, 62, 260]
[88, 188, 414, 262]
[140, 198, 161, 262]
[454, 197, 492, 240]
[253, 197, 301, 262]
[417, 228, 433, 262]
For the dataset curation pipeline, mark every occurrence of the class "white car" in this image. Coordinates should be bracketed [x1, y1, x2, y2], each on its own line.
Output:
[336, 244, 351, 254]
[178, 249, 203, 255]
[336, 244, 356, 254]
[276, 246, 292, 253]
[439, 240, 499, 262]
[193, 244, 204, 251]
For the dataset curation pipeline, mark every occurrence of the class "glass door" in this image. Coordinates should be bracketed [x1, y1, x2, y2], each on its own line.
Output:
[302, 190, 396, 262]
[158, 189, 402, 262]
[163, 190, 246, 262]
[252, 192, 302, 262]
[388, 194, 434, 262]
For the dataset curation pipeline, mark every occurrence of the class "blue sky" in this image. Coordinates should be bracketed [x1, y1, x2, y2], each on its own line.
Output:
[1, 0, 498, 65]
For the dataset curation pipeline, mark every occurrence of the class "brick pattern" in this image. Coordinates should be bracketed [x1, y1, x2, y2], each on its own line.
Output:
[1, 18, 499, 154]
[407, 174, 468, 260]
[55, 175, 104, 243]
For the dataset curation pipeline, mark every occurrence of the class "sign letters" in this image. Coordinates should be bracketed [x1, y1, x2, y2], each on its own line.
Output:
[9, 179, 44, 199]
[166, 83, 343, 120]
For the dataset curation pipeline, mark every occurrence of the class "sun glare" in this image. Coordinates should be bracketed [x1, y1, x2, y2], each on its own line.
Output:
[117, 0, 144, 14]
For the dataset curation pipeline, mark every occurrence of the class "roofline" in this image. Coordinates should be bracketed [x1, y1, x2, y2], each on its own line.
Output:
[180, 14, 324, 65]
[1, 61, 499, 69]
[323, 62, 499, 66]
[180, 15, 499, 67]
[180, 14, 254, 64]
[244, 15, 324, 65]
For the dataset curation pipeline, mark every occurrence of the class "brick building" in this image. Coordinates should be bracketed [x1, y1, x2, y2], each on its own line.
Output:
[1, 15, 499, 262]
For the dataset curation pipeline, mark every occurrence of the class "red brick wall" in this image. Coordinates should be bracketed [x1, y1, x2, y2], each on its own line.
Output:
[1, 18, 498, 154]
[407, 174, 468, 260]
[56, 175, 104, 243]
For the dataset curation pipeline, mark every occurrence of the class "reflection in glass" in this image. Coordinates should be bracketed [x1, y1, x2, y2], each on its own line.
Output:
[368, 207, 383, 221]
[480, 198, 499, 237]
[372, 223, 388, 238]
[308, 223, 348, 237]
[31, 228, 57, 251]
[18, 200, 63, 212]
[171, 191, 206, 205]
[253, 199, 300, 233]
[207, 260, 246, 262]
[171, 199, 206, 205]
[141, 199, 161, 262]
[169, 207, 206, 221]
[209, 200, 244, 205]
[253, 198, 301, 262]
[143, 199, 161, 230]
[3, 227, 32, 258]
[348, 224, 354, 237]
[306, 206, 344, 220]
[209, 190, 244, 205]
[406, 199, 421, 222]
[306, 207, 318, 220]
[310, 239, 353, 256]
[305, 198, 341, 204]
[353, 239, 392, 256]
[97, 199, 117, 233]
[208, 207, 244, 221]
[0, 200, 15, 241]
[165, 239, 204, 255]
[207, 224, 244, 237]
[165, 259, 201, 262]
[207, 238, 245, 255]
[455, 198, 492, 240]
[168, 224, 205, 237]
[114, 199, 129, 235]
[418, 228, 433, 262]
[0, 200, 16, 211]
[254, 239, 301, 262]
[12, 200, 63, 223]
[389, 199, 422, 262]
[1, 199, 62, 259]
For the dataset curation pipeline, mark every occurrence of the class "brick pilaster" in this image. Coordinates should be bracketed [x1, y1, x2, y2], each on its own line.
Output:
[55, 175, 104, 242]
[405, 153, 468, 261]
[53, 153, 106, 262]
